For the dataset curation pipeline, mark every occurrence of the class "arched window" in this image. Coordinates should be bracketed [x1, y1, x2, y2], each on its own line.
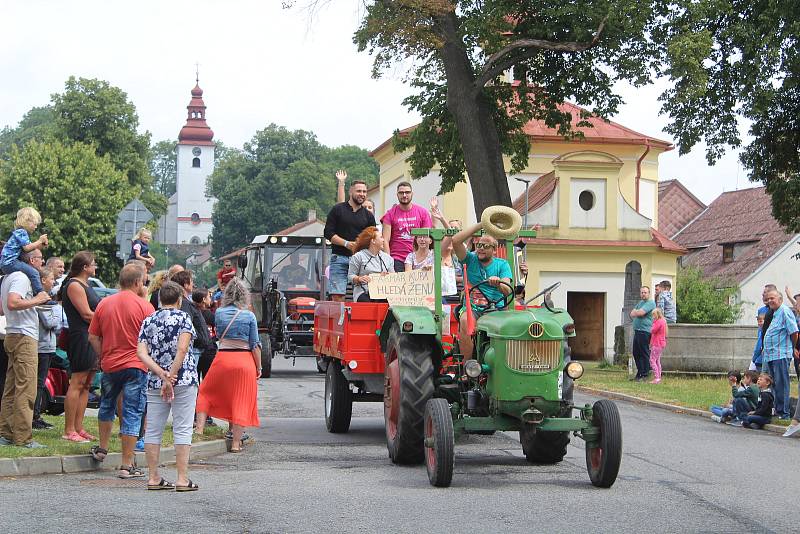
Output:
[190, 236, 201, 245]
[192, 157, 201, 168]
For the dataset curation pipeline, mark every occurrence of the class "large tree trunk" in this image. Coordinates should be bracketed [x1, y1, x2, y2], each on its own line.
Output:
[437, 12, 513, 218]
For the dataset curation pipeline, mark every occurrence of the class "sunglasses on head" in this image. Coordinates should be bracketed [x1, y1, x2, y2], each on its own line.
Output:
[475, 242, 496, 250]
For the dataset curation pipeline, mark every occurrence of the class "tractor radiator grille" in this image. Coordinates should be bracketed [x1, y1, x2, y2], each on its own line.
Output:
[506, 340, 561, 373]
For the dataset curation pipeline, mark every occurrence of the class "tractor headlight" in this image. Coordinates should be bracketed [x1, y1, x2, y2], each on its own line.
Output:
[464, 360, 483, 378]
[565, 361, 584, 380]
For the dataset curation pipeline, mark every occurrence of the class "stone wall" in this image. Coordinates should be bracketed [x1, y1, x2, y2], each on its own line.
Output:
[613, 323, 758, 372]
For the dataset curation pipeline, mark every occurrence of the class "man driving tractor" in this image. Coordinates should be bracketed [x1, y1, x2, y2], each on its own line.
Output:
[451, 223, 513, 360]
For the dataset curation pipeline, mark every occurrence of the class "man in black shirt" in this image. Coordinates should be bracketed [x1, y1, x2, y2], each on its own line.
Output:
[323, 175, 376, 302]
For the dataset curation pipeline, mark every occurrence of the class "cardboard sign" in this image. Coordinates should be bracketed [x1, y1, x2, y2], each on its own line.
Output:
[368, 270, 436, 309]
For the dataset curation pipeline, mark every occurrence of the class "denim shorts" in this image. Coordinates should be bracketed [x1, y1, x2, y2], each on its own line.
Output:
[98, 368, 147, 436]
[328, 254, 350, 296]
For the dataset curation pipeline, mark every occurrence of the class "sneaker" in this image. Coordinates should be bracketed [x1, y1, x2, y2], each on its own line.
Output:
[32, 419, 51, 430]
[782, 424, 800, 437]
[728, 420, 743, 427]
[711, 415, 722, 423]
[118, 465, 145, 479]
[0, 436, 12, 446]
[135, 438, 145, 452]
[22, 441, 46, 449]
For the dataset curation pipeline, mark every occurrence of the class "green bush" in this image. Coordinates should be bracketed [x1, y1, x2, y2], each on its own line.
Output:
[676, 266, 742, 324]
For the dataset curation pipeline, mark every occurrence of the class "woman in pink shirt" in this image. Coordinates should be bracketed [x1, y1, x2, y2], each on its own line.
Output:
[649, 308, 668, 384]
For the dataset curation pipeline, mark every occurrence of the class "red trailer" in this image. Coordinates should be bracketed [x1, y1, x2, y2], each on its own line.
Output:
[314, 300, 460, 433]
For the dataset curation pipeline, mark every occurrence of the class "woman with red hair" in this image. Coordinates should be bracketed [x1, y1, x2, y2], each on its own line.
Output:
[347, 227, 394, 302]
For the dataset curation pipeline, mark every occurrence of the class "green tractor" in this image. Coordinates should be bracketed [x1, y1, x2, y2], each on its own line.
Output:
[379, 214, 622, 488]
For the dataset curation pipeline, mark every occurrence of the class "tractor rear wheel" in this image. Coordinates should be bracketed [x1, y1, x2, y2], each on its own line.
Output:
[424, 398, 454, 487]
[586, 399, 622, 488]
[519, 412, 571, 464]
[384, 324, 434, 464]
[325, 360, 352, 433]
[260, 334, 273, 378]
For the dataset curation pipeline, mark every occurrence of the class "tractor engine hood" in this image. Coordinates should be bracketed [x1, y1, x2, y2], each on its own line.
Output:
[477, 309, 570, 339]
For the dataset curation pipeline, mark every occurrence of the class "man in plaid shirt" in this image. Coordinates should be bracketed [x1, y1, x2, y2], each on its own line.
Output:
[762, 289, 798, 418]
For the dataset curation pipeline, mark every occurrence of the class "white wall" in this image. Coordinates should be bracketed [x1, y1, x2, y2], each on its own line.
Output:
[639, 179, 656, 224]
[529, 183, 559, 227]
[569, 178, 606, 228]
[737, 236, 800, 325]
[538, 271, 626, 361]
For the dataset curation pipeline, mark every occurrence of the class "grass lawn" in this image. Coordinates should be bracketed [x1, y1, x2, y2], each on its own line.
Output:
[578, 363, 793, 426]
[0, 414, 225, 459]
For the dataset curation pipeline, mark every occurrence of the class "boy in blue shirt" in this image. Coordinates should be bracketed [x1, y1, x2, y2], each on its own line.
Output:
[1, 207, 49, 297]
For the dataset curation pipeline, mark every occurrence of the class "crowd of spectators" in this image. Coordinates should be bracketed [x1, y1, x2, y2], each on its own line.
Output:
[0, 214, 260, 490]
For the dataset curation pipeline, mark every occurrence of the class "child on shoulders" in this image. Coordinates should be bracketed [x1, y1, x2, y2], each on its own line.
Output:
[1, 207, 49, 296]
[128, 228, 156, 267]
[740, 373, 775, 430]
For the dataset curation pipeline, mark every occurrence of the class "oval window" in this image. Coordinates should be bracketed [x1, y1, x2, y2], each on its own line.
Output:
[578, 190, 595, 211]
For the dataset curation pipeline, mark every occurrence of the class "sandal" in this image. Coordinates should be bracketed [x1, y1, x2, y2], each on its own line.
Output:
[90, 445, 108, 462]
[62, 432, 90, 443]
[118, 465, 145, 479]
[176, 479, 199, 492]
[78, 430, 97, 441]
[147, 478, 176, 491]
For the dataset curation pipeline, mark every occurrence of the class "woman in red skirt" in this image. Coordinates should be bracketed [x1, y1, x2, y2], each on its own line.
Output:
[194, 279, 261, 452]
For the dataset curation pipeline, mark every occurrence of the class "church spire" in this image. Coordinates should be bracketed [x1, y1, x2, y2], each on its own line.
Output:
[178, 77, 214, 146]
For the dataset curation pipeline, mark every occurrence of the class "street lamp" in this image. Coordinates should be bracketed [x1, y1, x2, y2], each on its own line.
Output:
[514, 177, 532, 229]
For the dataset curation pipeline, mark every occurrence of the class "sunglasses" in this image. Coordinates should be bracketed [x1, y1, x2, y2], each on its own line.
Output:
[475, 242, 496, 250]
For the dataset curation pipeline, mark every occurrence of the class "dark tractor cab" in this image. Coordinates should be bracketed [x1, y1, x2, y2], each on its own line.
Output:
[240, 234, 327, 377]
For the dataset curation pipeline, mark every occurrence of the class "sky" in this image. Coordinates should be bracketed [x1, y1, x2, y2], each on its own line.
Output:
[0, 0, 754, 205]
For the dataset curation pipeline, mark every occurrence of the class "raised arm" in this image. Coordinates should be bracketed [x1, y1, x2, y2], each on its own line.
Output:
[451, 223, 483, 262]
[336, 169, 347, 203]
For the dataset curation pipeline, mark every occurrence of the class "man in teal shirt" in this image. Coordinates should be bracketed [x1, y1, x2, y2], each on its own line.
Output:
[630, 286, 656, 381]
[452, 223, 513, 360]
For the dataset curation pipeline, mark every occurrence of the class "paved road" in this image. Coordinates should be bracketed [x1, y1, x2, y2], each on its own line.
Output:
[0, 355, 797, 533]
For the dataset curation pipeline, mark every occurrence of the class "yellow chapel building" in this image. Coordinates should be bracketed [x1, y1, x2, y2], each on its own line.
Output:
[369, 102, 686, 362]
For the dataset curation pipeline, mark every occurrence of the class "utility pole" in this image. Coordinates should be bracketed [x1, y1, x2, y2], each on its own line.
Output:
[514, 177, 532, 228]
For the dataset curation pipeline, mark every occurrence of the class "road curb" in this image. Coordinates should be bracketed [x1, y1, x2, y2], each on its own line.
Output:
[577, 385, 790, 435]
[0, 439, 227, 478]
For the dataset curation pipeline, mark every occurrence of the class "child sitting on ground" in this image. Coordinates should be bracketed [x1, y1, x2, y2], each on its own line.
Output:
[714, 370, 760, 423]
[711, 371, 743, 421]
[128, 227, 156, 267]
[1, 207, 49, 297]
[740, 373, 775, 429]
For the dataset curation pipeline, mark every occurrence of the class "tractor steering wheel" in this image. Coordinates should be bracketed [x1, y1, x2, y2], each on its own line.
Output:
[468, 279, 516, 312]
[524, 281, 561, 312]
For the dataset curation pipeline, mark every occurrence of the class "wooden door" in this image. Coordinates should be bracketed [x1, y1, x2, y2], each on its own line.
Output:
[567, 292, 605, 361]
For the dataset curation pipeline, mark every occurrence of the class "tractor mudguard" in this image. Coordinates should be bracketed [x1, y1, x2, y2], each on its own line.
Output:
[379, 306, 438, 352]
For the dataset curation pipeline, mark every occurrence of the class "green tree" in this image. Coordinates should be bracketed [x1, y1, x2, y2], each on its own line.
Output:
[0, 106, 57, 159]
[0, 141, 132, 280]
[653, 2, 799, 230]
[351, 0, 668, 214]
[675, 267, 741, 324]
[322, 145, 379, 187]
[207, 124, 337, 256]
[149, 139, 178, 197]
[52, 77, 152, 189]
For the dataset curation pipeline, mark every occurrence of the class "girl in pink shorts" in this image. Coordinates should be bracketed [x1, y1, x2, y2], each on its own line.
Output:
[649, 308, 668, 384]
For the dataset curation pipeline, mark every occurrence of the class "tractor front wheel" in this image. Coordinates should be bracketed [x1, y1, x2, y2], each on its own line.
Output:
[585, 399, 623, 488]
[260, 334, 273, 378]
[384, 324, 434, 464]
[519, 419, 570, 464]
[424, 398, 454, 487]
[325, 360, 352, 433]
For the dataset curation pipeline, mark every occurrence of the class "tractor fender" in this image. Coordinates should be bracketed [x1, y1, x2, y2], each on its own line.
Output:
[379, 306, 438, 352]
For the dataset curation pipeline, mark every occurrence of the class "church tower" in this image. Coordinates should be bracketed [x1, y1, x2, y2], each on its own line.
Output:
[174, 79, 215, 244]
